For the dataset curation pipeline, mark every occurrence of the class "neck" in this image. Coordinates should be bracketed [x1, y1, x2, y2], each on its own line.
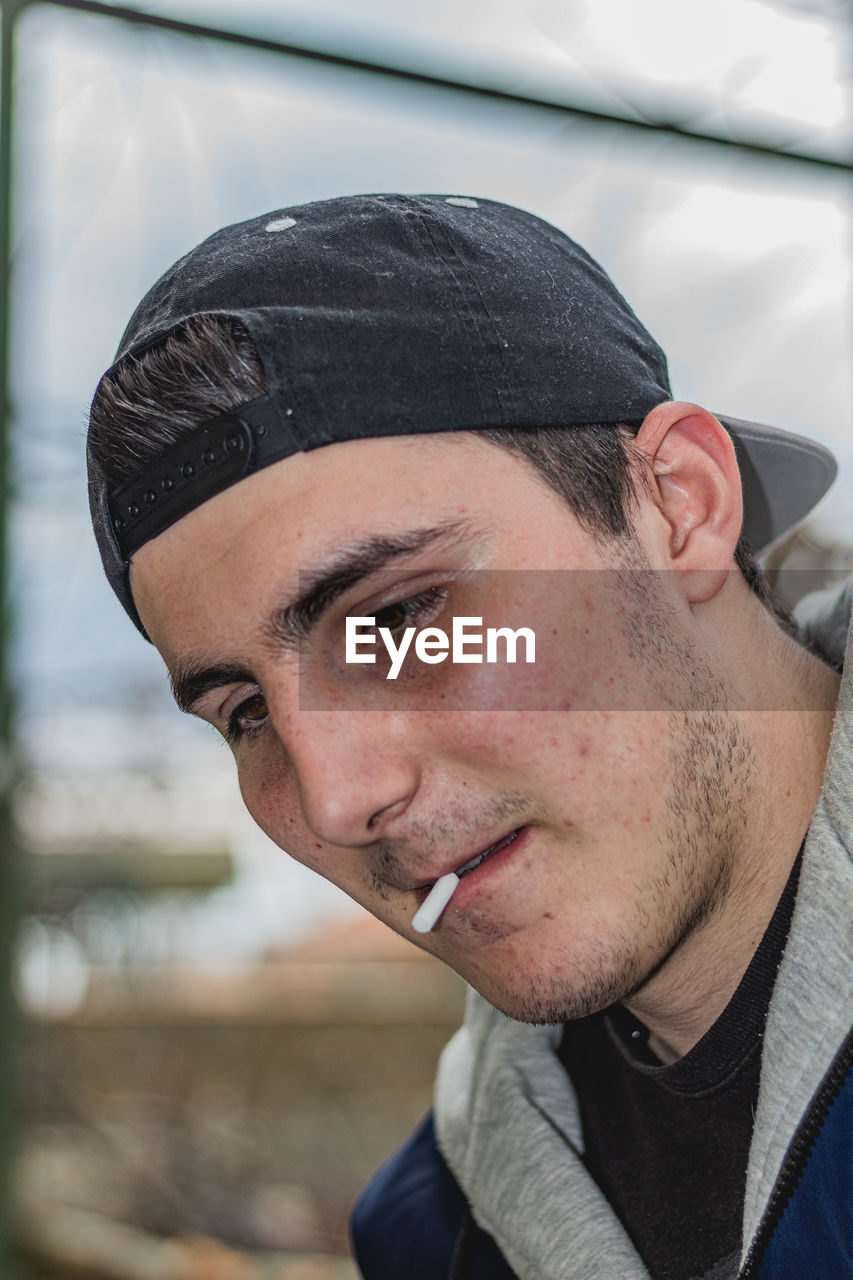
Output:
[623, 617, 840, 1063]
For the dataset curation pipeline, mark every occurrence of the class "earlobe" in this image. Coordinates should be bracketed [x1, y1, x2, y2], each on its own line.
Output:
[634, 402, 744, 599]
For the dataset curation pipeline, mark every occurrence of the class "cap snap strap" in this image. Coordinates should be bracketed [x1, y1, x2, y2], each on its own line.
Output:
[110, 414, 256, 558]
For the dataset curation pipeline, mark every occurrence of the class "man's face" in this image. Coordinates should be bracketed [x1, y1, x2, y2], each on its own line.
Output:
[131, 432, 750, 1023]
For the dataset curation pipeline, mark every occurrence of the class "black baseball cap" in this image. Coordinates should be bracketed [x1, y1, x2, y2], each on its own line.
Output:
[87, 193, 837, 633]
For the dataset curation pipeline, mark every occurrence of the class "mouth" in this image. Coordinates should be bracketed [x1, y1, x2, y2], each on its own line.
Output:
[416, 827, 523, 894]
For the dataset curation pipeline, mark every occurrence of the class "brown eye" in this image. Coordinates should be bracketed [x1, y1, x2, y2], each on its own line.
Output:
[350, 588, 448, 663]
[239, 693, 268, 723]
[227, 691, 269, 741]
[373, 601, 410, 632]
[370, 588, 447, 635]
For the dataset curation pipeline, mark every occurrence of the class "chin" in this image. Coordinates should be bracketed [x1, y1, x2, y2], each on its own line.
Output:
[471, 954, 649, 1026]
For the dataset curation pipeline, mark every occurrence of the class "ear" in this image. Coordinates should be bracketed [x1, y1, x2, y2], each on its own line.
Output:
[633, 401, 744, 603]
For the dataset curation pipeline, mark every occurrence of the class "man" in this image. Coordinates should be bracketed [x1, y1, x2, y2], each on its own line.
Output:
[86, 195, 852, 1279]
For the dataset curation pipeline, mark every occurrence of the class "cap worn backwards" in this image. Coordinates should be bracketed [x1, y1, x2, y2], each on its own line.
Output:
[87, 193, 837, 634]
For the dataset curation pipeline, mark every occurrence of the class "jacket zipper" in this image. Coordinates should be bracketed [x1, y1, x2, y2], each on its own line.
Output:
[738, 1028, 853, 1278]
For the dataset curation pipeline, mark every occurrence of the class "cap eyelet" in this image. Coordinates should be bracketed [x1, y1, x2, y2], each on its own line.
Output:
[162, 477, 175, 492]
[182, 463, 195, 479]
[144, 490, 156, 505]
[203, 449, 216, 465]
[128, 504, 140, 519]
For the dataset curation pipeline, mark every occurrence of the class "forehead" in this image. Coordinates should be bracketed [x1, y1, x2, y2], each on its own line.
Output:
[128, 431, 596, 662]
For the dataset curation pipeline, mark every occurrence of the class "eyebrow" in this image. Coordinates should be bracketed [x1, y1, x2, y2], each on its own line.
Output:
[265, 520, 474, 653]
[170, 519, 475, 716]
[171, 662, 257, 716]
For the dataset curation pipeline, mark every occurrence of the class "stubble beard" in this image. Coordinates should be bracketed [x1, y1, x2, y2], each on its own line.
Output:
[489, 562, 754, 1026]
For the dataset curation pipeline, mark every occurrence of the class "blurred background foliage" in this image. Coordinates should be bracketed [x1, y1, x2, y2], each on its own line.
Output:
[0, 0, 851, 1274]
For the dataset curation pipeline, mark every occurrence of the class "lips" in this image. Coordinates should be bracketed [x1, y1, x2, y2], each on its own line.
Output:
[455, 828, 521, 877]
[416, 827, 523, 892]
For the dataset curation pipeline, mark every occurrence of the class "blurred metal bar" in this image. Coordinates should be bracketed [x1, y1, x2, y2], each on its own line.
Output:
[35, 0, 853, 175]
[0, 2, 24, 1266]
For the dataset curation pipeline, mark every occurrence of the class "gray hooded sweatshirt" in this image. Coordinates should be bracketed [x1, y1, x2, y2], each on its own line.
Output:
[434, 580, 853, 1280]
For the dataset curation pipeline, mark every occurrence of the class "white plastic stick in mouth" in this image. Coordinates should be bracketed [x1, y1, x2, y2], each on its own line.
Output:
[412, 872, 460, 934]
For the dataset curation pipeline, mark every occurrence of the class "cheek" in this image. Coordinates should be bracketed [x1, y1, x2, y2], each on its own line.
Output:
[235, 743, 363, 892]
[455, 709, 673, 836]
[236, 745, 306, 851]
[445, 708, 649, 776]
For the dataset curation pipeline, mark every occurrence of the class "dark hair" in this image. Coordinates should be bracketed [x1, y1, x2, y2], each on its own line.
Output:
[89, 315, 268, 485]
[89, 313, 776, 611]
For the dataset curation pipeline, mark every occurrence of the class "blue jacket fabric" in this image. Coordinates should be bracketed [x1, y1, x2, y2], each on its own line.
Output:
[351, 1112, 517, 1280]
[752, 1036, 853, 1280]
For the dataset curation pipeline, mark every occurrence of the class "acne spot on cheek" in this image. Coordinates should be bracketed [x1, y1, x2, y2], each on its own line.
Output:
[578, 742, 589, 758]
[542, 911, 554, 920]
[563, 817, 573, 827]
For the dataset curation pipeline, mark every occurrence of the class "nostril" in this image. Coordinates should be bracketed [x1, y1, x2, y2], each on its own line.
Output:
[367, 796, 412, 831]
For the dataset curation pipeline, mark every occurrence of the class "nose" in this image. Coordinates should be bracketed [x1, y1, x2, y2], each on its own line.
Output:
[285, 709, 421, 847]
